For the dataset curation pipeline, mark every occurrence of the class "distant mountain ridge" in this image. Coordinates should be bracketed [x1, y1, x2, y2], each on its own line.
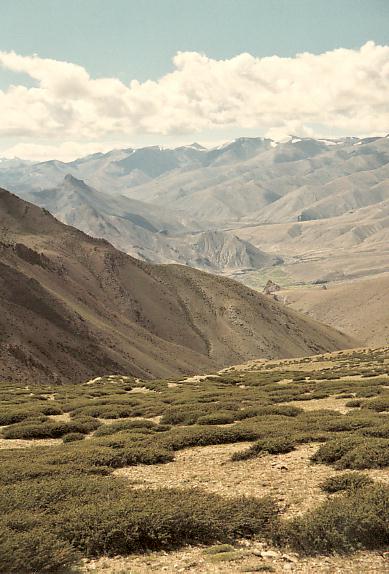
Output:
[1, 134, 388, 283]
[22, 174, 276, 271]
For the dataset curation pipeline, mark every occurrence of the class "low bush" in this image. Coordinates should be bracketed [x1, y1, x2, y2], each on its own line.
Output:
[52, 443, 175, 469]
[283, 484, 389, 554]
[94, 419, 157, 436]
[312, 436, 389, 469]
[2, 419, 99, 440]
[0, 522, 79, 574]
[362, 396, 389, 412]
[345, 399, 362, 408]
[320, 472, 373, 493]
[232, 438, 295, 461]
[62, 433, 85, 443]
[56, 489, 278, 557]
[197, 412, 236, 425]
[336, 439, 389, 469]
[360, 422, 389, 438]
[159, 425, 259, 451]
[311, 436, 364, 465]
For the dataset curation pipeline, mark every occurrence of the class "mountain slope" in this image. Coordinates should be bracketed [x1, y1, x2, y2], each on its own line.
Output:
[283, 275, 389, 347]
[0, 187, 354, 384]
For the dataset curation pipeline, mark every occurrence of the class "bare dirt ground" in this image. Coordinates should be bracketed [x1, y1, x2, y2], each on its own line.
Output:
[114, 442, 333, 518]
[0, 437, 61, 449]
[82, 547, 389, 574]
[285, 396, 352, 414]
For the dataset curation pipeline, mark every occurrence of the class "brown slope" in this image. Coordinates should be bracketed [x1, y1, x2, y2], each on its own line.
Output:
[283, 275, 389, 347]
[0, 188, 355, 384]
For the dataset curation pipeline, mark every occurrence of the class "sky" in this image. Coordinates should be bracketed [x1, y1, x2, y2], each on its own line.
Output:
[0, 0, 388, 161]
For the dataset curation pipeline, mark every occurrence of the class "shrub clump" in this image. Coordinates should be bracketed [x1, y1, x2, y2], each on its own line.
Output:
[0, 522, 79, 573]
[320, 472, 374, 493]
[2, 419, 100, 440]
[94, 419, 158, 436]
[197, 412, 236, 425]
[56, 489, 278, 557]
[312, 436, 389, 469]
[232, 438, 295, 461]
[283, 484, 389, 554]
[62, 433, 85, 443]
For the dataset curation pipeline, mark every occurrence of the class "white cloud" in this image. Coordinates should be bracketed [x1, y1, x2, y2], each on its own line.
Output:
[0, 42, 388, 155]
[0, 141, 129, 162]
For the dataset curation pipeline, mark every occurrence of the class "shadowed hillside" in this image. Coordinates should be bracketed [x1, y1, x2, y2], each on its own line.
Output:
[0, 187, 354, 384]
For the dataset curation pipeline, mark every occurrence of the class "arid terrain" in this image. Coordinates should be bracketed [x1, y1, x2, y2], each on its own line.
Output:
[1, 346, 389, 573]
[279, 274, 389, 347]
[0, 187, 354, 385]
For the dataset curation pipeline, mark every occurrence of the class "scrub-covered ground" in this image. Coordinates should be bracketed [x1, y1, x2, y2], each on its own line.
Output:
[1, 346, 389, 573]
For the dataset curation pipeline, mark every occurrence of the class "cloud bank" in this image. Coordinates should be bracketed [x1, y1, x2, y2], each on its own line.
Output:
[0, 42, 388, 158]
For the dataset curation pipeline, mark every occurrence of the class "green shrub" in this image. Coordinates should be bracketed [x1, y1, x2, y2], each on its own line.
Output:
[362, 396, 389, 412]
[345, 399, 362, 408]
[63, 433, 85, 443]
[232, 438, 295, 461]
[320, 472, 373, 493]
[53, 443, 175, 469]
[3, 419, 98, 439]
[312, 436, 389, 469]
[0, 511, 80, 574]
[197, 412, 236, 425]
[0, 522, 79, 574]
[94, 419, 157, 436]
[284, 484, 389, 554]
[336, 439, 389, 469]
[55, 489, 278, 556]
[311, 436, 364, 465]
[159, 425, 259, 451]
[361, 422, 389, 438]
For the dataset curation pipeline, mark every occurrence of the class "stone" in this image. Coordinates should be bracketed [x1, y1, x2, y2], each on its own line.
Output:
[260, 550, 279, 558]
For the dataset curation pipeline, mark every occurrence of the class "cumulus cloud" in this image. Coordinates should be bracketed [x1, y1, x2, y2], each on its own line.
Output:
[0, 42, 388, 151]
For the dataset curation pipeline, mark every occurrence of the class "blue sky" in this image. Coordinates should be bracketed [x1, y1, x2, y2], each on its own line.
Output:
[1, 0, 388, 83]
[0, 0, 388, 160]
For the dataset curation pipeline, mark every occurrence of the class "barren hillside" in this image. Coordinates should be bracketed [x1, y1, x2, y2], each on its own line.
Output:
[0, 188, 354, 384]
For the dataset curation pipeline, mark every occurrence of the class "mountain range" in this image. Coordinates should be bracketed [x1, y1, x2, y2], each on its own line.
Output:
[1, 134, 388, 283]
[0, 187, 353, 384]
[0, 134, 388, 349]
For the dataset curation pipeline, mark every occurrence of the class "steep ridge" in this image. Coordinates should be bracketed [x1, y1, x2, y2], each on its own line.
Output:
[0, 187, 354, 384]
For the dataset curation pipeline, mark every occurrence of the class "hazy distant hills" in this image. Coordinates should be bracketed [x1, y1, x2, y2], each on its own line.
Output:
[0, 187, 353, 383]
[0, 134, 388, 283]
[22, 174, 275, 272]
